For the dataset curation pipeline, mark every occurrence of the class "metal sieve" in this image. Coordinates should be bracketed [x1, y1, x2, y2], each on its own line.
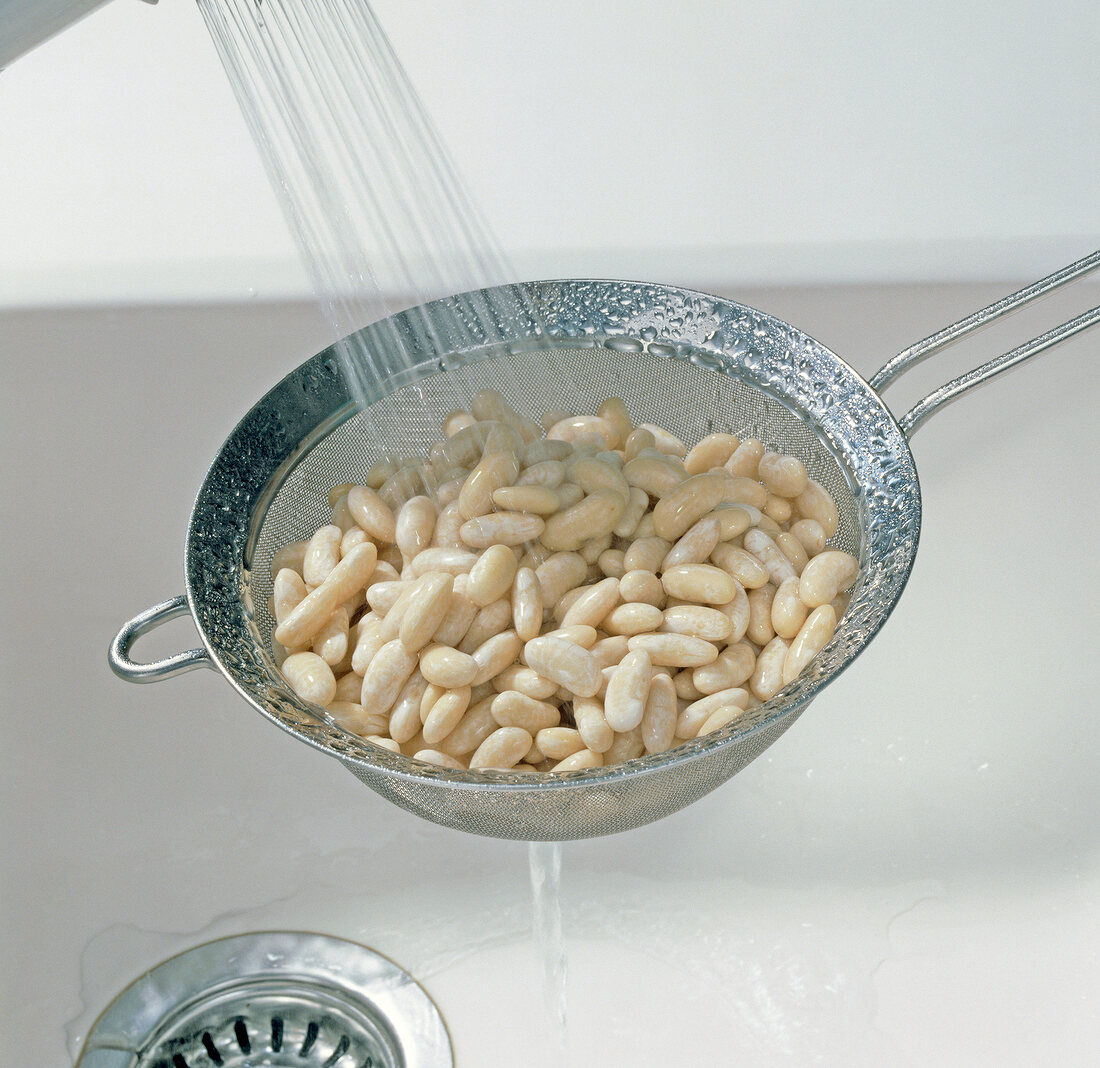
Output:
[110, 256, 1100, 840]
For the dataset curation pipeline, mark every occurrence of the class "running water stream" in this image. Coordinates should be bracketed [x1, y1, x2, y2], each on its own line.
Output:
[196, 0, 576, 430]
[529, 841, 569, 1062]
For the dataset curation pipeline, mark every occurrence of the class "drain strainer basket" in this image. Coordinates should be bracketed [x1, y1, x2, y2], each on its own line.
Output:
[76, 932, 452, 1068]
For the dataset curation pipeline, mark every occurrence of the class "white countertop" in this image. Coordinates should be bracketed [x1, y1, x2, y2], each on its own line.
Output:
[2, 282, 1097, 1066]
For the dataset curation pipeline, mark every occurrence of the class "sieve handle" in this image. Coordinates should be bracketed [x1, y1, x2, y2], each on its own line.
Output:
[109, 595, 213, 683]
[869, 249, 1100, 438]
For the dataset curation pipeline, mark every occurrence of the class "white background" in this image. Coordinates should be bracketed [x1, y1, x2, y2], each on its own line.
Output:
[1, 0, 1098, 306]
[2, 4, 1099, 1064]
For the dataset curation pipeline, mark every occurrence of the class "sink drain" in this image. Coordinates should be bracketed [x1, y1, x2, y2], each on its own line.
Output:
[76, 931, 452, 1068]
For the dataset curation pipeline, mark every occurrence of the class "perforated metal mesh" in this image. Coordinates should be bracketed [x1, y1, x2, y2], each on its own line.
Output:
[186, 280, 921, 840]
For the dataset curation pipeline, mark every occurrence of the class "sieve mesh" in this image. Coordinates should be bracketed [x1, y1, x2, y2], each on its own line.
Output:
[186, 280, 920, 840]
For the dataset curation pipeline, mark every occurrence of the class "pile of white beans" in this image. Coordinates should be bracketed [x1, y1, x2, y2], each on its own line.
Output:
[268, 390, 858, 773]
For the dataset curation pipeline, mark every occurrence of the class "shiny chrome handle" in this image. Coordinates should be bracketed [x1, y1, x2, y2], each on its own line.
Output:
[109, 595, 212, 683]
[870, 249, 1100, 438]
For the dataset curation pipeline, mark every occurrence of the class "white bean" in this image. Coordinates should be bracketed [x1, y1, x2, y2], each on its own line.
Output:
[698, 704, 747, 736]
[572, 695, 614, 753]
[603, 649, 653, 732]
[693, 641, 756, 694]
[536, 552, 588, 606]
[744, 528, 798, 586]
[273, 567, 307, 623]
[270, 540, 308, 579]
[684, 432, 740, 475]
[662, 515, 722, 569]
[794, 479, 839, 538]
[536, 726, 587, 761]
[758, 451, 809, 498]
[613, 486, 651, 538]
[623, 536, 672, 574]
[313, 605, 350, 666]
[460, 511, 545, 548]
[512, 567, 543, 642]
[589, 635, 631, 670]
[351, 616, 387, 676]
[522, 438, 573, 466]
[547, 415, 620, 449]
[659, 604, 733, 643]
[413, 749, 466, 770]
[395, 495, 437, 562]
[560, 576, 620, 629]
[724, 437, 764, 478]
[597, 548, 627, 578]
[627, 633, 718, 668]
[333, 670, 366, 703]
[782, 604, 838, 684]
[327, 701, 388, 738]
[710, 544, 770, 589]
[771, 576, 809, 639]
[275, 400, 856, 778]
[347, 486, 396, 543]
[523, 636, 602, 698]
[661, 564, 737, 605]
[470, 727, 533, 770]
[776, 531, 810, 575]
[406, 547, 479, 577]
[491, 691, 561, 732]
[439, 695, 499, 757]
[541, 491, 627, 552]
[622, 426, 655, 461]
[492, 484, 561, 515]
[282, 652, 337, 707]
[746, 583, 777, 646]
[471, 629, 523, 685]
[458, 450, 521, 520]
[790, 518, 826, 556]
[677, 688, 750, 738]
[340, 526, 369, 557]
[422, 686, 473, 745]
[641, 672, 678, 753]
[274, 543, 377, 648]
[516, 458, 567, 487]
[597, 397, 633, 444]
[566, 454, 626, 498]
[432, 501, 464, 548]
[749, 636, 790, 700]
[799, 550, 859, 608]
[419, 644, 479, 687]
[399, 572, 454, 652]
[359, 639, 418, 715]
[637, 423, 687, 457]
[551, 748, 604, 772]
[492, 664, 559, 700]
[388, 673, 431, 743]
[303, 524, 342, 588]
[431, 579, 479, 648]
[602, 602, 664, 637]
[622, 451, 686, 497]
[604, 725, 646, 763]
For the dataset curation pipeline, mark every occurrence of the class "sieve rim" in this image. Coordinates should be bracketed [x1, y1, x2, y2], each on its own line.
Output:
[181, 279, 921, 828]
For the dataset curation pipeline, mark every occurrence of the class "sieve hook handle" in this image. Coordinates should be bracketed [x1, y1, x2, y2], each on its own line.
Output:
[869, 249, 1100, 438]
[109, 595, 213, 683]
